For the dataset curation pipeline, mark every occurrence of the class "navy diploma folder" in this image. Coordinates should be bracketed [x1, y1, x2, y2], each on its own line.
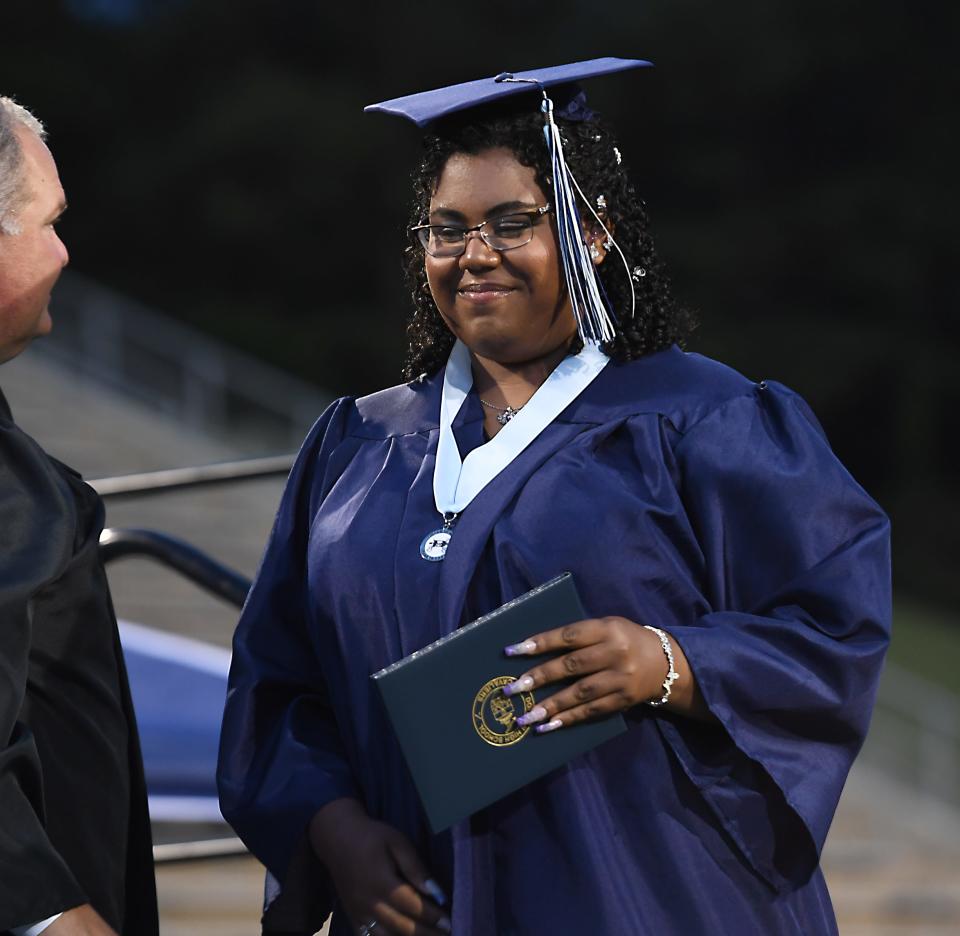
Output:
[371, 573, 627, 832]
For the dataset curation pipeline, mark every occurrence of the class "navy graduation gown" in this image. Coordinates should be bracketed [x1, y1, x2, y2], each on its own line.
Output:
[218, 347, 890, 935]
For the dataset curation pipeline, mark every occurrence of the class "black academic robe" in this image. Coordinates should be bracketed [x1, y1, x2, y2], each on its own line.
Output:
[0, 389, 158, 934]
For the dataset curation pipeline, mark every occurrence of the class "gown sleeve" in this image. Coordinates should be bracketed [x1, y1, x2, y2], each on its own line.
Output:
[217, 398, 360, 911]
[0, 421, 88, 928]
[658, 381, 891, 892]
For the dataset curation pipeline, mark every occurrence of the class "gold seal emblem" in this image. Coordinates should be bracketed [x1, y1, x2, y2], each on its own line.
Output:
[472, 676, 535, 747]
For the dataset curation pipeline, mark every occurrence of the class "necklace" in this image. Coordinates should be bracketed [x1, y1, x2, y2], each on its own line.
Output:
[479, 397, 527, 426]
[423, 339, 610, 561]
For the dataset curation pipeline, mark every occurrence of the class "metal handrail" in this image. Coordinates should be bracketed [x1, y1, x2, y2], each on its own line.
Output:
[36, 270, 329, 449]
[152, 837, 249, 864]
[99, 528, 253, 862]
[99, 528, 251, 607]
[90, 453, 296, 499]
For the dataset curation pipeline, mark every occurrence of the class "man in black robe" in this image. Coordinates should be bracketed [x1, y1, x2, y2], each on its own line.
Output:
[0, 97, 158, 935]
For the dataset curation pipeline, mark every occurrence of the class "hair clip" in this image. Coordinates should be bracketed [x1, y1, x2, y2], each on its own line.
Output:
[596, 194, 607, 210]
[631, 266, 646, 281]
[613, 146, 623, 166]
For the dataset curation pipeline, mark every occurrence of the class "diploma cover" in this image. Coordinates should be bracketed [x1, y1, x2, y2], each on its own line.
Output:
[371, 573, 627, 832]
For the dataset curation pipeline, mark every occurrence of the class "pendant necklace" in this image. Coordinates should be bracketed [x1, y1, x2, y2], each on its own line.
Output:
[419, 511, 459, 562]
[479, 397, 527, 426]
[421, 339, 610, 561]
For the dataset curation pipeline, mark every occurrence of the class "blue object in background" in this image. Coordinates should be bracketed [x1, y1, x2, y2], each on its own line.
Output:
[119, 620, 230, 823]
[66, 0, 189, 26]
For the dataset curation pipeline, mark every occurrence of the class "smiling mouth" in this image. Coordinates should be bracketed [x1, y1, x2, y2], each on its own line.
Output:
[457, 284, 516, 301]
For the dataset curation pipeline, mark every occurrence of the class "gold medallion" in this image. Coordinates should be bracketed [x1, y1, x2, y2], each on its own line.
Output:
[472, 676, 535, 747]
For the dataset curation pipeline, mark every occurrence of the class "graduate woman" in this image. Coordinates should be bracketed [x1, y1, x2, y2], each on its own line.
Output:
[218, 59, 891, 936]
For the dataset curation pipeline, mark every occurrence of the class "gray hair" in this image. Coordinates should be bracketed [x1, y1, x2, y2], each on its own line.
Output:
[0, 97, 46, 236]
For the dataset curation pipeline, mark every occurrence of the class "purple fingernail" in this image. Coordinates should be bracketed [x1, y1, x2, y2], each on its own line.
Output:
[516, 705, 547, 727]
[536, 718, 563, 734]
[503, 675, 533, 696]
[424, 878, 447, 907]
[504, 639, 537, 656]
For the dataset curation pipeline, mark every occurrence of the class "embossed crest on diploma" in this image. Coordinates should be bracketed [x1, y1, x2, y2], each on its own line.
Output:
[472, 676, 535, 746]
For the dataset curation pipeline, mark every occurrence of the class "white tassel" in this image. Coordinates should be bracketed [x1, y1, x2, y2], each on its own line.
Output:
[491, 75, 635, 341]
[542, 96, 617, 344]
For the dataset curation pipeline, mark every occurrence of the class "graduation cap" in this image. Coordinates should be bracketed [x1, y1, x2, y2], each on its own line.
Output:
[363, 57, 652, 128]
[365, 58, 653, 345]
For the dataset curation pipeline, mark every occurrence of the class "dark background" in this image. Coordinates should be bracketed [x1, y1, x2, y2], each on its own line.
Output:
[2, 0, 956, 604]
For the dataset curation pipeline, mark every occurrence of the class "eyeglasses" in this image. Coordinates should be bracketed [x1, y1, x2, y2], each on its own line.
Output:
[410, 204, 551, 258]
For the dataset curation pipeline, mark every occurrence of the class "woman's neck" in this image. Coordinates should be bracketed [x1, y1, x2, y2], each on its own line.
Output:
[470, 342, 571, 404]
[469, 341, 574, 437]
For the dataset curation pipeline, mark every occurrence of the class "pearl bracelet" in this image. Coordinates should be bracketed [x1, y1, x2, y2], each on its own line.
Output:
[643, 625, 679, 707]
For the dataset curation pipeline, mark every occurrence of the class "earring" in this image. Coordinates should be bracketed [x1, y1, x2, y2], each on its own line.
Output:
[589, 243, 601, 261]
[604, 235, 615, 251]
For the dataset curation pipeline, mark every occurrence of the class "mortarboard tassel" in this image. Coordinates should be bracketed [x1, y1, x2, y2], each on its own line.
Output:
[496, 74, 634, 345]
[540, 94, 618, 344]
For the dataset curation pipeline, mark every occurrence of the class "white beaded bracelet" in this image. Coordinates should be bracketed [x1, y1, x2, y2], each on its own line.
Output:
[643, 625, 679, 707]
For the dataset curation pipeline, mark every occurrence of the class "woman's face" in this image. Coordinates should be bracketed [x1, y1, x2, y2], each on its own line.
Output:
[425, 147, 576, 366]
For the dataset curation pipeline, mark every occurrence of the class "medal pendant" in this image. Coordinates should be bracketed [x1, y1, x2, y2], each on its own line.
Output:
[497, 407, 519, 426]
[420, 528, 452, 561]
[420, 511, 458, 562]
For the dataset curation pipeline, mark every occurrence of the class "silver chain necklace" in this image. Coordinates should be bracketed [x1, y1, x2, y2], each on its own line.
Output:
[479, 398, 525, 426]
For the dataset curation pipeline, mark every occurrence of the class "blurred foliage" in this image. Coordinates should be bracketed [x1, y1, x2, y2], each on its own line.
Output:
[890, 598, 960, 692]
[2, 0, 957, 605]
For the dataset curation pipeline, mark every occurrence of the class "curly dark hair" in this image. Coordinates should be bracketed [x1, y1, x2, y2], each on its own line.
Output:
[400, 101, 696, 380]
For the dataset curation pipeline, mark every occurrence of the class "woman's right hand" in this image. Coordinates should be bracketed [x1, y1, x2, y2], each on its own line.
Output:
[309, 798, 451, 936]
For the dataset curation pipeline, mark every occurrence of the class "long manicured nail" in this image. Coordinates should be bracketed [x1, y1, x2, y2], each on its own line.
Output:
[516, 705, 547, 727]
[424, 878, 447, 907]
[437, 917, 452, 933]
[536, 718, 563, 734]
[504, 639, 537, 656]
[503, 675, 534, 696]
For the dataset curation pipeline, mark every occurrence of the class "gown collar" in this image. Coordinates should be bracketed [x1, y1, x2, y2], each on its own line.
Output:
[433, 339, 610, 517]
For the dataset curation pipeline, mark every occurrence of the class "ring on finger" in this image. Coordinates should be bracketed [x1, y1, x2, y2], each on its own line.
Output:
[359, 921, 379, 936]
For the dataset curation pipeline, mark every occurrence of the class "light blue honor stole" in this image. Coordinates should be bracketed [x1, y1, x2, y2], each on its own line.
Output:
[421, 339, 609, 561]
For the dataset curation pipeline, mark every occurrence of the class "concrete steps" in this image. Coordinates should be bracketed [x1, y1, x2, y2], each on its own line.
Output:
[3, 350, 286, 648]
[823, 763, 960, 934]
